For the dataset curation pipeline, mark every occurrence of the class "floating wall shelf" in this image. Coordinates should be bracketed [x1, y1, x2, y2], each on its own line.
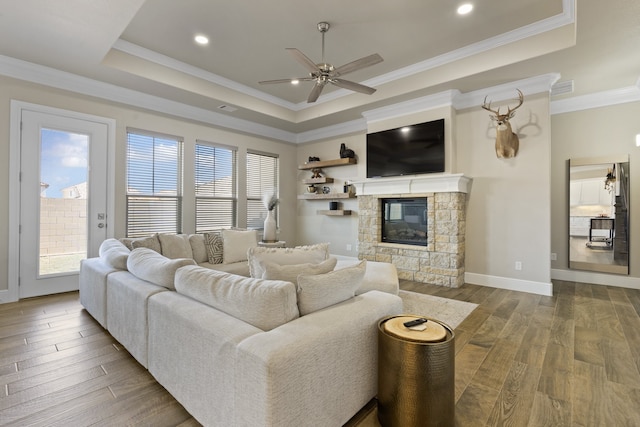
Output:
[298, 158, 357, 170]
[317, 210, 352, 216]
[298, 193, 355, 200]
[302, 177, 334, 184]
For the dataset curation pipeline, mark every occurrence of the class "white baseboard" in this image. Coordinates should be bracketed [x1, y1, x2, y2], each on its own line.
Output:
[551, 268, 640, 290]
[0, 288, 19, 304]
[465, 272, 553, 296]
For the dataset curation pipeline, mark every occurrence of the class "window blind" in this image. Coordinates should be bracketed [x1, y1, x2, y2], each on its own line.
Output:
[195, 142, 237, 232]
[246, 151, 279, 229]
[126, 131, 183, 237]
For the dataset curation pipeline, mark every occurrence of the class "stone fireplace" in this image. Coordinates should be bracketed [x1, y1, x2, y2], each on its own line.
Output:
[353, 174, 471, 288]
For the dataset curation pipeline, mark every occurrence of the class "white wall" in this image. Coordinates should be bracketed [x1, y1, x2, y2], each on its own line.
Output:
[551, 101, 640, 287]
[295, 135, 363, 256]
[0, 76, 298, 293]
[456, 93, 552, 294]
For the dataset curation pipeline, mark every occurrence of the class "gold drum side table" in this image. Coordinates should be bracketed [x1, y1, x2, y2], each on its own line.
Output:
[377, 315, 455, 427]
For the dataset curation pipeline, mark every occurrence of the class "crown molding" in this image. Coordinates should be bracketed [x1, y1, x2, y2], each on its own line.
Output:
[362, 90, 458, 124]
[453, 73, 561, 110]
[112, 0, 576, 111]
[112, 40, 299, 111]
[360, 0, 574, 92]
[360, 74, 561, 127]
[550, 79, 640, 115]
[0, 54, 297, 143]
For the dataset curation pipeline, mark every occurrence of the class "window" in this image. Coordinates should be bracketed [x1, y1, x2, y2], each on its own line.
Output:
[195, 141, 237, 232]
[246, 150, 279, 229]
[126, 130, 183, 237]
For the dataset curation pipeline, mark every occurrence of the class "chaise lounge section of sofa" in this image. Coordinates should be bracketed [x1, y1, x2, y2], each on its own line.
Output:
[79, 234, 403, 426]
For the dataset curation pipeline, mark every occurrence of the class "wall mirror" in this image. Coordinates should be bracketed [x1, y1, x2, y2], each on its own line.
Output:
[569, 155, 630, 275]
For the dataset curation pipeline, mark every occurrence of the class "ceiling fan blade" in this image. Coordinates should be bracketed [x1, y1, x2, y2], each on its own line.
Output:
[331, 78, 377, 95]
[334, 53, 383, 76]
[307, 82, 326, 103]
[259, 77, 313, 85]
[286, 48, 319, 73]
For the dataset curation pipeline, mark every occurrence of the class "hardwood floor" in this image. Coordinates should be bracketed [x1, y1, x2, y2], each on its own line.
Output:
[2, 281, 640, 426]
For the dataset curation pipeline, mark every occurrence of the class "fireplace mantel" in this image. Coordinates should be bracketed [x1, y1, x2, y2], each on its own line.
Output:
[352, 174, 471, 196]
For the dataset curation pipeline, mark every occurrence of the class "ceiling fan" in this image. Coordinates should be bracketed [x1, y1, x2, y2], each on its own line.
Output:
[259, 22, 383, 103]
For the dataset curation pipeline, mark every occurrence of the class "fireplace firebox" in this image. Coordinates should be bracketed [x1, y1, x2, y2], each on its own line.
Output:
[381, 198, 428, 246]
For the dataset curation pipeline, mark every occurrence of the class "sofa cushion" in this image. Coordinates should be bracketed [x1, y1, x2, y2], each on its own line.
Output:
[130, 234, 162, 253]
[260, 257, 337, 286]
[189, 234, 209, 264]
[127, 248, 196, 290]
[198, 261, 250, 277]
[335, 259, 400, 295]
[98, 238, 130, 270]
[296, 260, 366, 315]
[222, 229, 258, 264]
[158, 233, 193, 259]
[247, 243, 330, 278]
[204, 231, 223, 264]
[175, 265, 299, 331]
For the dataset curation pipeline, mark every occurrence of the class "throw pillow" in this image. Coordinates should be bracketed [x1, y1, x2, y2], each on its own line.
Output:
[189, 234, 209, 264]
[127, 247, 196, 290]
[297, 259, 366, 316]
[204, 231, 223, 264]
[260, 257, 337, 285]
[130, 233, 161, 253]
[222, 229, 258, 264]
[247, 243, 330, 278]
[158, 233, 193, 259]
[175, 265, 299, 331]
[98, 238, 130, 270]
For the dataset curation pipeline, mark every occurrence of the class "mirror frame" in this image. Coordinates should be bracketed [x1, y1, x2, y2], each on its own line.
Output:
[569, 155, 630, 275]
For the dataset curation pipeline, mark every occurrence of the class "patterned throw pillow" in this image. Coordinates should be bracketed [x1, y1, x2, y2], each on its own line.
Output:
[204, 231, 223, 264]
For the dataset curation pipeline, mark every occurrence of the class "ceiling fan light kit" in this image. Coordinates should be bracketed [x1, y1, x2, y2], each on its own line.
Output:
[259, 21, 383, 103]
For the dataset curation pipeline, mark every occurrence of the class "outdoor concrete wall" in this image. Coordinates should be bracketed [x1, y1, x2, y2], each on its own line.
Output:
[40, 198, 87, 256]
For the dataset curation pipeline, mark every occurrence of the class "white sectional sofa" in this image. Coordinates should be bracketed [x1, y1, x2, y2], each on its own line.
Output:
[79, 233, 403, 426]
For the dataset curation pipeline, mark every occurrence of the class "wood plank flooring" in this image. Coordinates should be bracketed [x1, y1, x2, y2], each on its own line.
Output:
[2, 280, 640, 426]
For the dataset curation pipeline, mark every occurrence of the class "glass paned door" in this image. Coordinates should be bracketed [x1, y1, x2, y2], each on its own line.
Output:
[19, 109, 108, 298]
[39, 129, 89, 276]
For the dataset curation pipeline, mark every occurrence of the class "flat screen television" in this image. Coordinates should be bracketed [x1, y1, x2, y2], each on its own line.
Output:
[366, 118, 445, 178]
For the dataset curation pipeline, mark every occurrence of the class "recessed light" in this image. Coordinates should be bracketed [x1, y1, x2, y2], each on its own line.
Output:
[457, 3, 473, 15]
[291, 79, 300, 85]
[636, 134, 640, 147]
[401, 127, 410, 133]
[194, 34, 209, 45]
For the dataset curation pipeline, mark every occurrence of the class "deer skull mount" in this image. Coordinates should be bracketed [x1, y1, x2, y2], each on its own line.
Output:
[482, 89, 524, 159]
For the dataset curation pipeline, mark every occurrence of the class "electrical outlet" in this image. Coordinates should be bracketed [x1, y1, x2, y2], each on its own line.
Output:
[550, 253, 557, 261]
[346, 244, 352, 251]
[515, 261, 522, 271]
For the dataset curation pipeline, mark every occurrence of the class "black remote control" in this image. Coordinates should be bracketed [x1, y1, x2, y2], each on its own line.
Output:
[403, 318, 428, 328]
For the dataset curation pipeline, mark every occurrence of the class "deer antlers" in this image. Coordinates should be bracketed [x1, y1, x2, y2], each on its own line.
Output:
[482, 89, 524, 120]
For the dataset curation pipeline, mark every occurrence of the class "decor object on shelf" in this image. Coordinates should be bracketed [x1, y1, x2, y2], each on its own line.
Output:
[262, 189, 279, 243]
[307, 185, 317, 193]
[311, 168, 323, 179]
[308, 156, 320, 162]
[322, 186, 330, 194]
[339, 143, 355, 158]
[258, 22, 383, 103]
[481, 89, 524, 159]
[329, 201, 338, 210]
